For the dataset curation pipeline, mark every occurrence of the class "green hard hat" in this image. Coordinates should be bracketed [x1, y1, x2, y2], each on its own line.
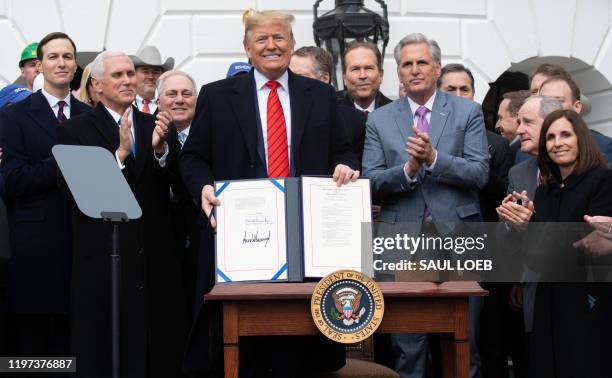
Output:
[19, 42, 39, 67]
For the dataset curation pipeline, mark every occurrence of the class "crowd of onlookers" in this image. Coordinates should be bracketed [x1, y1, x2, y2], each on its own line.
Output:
[1, 8, 612, 378]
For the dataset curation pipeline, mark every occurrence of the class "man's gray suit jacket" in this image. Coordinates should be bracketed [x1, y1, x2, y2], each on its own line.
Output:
[362, 90, 489, 228]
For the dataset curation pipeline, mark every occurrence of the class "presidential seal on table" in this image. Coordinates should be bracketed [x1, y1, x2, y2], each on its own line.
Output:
[311, 270, 384, 343]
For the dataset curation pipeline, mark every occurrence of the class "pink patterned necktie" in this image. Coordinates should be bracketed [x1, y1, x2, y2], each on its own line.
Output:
[416, 106, 429, 132]
[415, 106, 431, 221]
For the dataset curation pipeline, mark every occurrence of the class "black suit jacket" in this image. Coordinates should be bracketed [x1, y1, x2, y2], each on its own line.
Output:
[338, 90, 392, 110]
[180, 69, 353, 375]
[0, 90, 89, 313]
[338, 104, 367, 170]
[166, 124, 203, 313]
[180, 69, 357, 202]
[479, 130, 513, 221]
[57, 104, 187, 378]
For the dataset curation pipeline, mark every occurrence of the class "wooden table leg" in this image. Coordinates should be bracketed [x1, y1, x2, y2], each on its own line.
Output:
[441, 297, 471, 378]
[454, 340, 470, 378]
[223, 302, 239, 378]
[440, 334, 455, 378]
[442, 336, 470, 378]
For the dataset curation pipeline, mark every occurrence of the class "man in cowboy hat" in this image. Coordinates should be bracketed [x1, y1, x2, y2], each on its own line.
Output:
[129, 45, 174, 114]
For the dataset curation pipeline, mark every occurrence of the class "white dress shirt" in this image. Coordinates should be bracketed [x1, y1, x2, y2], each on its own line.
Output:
[135, 94, 158, 114]
[254, 69, 292, 166]
[41, 88, 71, 119]
[354, 99, 375, 113]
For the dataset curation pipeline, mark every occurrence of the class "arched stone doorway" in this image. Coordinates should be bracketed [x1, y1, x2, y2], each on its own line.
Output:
[481, 56, 612, 137]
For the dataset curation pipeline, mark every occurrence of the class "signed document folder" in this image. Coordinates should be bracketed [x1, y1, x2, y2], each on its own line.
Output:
[214, 177, 372, 282]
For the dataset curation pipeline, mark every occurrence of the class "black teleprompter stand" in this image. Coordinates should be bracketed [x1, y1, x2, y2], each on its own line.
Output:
[53, 145, 142, 378]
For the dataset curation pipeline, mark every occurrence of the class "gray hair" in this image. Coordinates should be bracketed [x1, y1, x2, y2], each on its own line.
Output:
[293, 46, 334, 82]
[438, 63, 475, 92]
[525, 95, 564, 119]
[394, 33, 441, 65]
[90, 51, 128, 79]
[156, 70, 198, 96]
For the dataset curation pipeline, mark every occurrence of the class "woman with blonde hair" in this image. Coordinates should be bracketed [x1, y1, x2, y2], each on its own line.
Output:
[76, 62, 99, 106]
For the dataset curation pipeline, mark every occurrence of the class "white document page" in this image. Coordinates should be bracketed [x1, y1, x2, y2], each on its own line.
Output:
[301, 177, 372, 277]
[215, 179, 287, 282]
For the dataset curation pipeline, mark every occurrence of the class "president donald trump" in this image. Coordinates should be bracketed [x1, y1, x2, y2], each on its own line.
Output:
[180, 10, 358, 377]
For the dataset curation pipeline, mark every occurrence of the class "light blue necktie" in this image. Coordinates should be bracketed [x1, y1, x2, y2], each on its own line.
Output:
[178, 132, 187, 148]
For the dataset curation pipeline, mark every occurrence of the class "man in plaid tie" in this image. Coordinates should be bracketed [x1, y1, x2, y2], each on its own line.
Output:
[180, 9, 359, 378]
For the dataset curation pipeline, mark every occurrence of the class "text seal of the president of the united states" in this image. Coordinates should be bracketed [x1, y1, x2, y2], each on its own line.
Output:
[311, 270, 384, 344]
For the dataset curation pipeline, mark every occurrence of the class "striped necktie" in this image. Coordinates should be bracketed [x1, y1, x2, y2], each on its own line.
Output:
[265, 80, 289, 178]
[142, 99, 151, 114]
[57, 100, 67, 123]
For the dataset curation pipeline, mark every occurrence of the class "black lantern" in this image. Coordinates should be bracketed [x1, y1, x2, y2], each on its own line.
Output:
[313, 0, 390, 90]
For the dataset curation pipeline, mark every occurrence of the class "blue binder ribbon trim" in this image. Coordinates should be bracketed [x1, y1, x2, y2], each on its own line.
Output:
[269, 179, 285, 192]
[216, 268, 233, 282]
[215, 181, 230, 196]
[271, 264, 288, 280]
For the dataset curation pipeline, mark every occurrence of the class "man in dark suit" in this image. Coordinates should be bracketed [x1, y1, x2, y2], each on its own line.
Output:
[156, 69, 202, 316]
[290, 46, 367, 168]
[57, 51, 187, 378]
[0, 175, 9, 356]
[180, 10, 358, 377]
[338, 41, 392, 112]
[0, 32, 89, 360]
[496, 95, 563, 378]
[529, 63, 612, 163]
[437, 62, 514, 378]
[495, 90, 530, 159]
[539, 75, 612, 162]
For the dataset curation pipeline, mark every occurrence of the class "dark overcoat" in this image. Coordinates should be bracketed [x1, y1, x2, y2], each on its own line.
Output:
[528, 167, 612, 378]
[0, 91, 89, 314]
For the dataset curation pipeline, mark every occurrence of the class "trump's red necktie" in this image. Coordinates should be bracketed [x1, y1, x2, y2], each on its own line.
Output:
[266, 81, 289, 178]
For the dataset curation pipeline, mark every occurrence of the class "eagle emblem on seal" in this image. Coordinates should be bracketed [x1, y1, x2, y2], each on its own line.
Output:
[331, 287, 367, 326]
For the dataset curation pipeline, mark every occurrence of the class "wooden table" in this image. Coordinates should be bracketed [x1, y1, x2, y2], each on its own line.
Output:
[205, 281, 486, 378]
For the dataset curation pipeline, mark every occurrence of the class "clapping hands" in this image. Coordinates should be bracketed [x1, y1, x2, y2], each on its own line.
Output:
[404, 125, 436, 178]
[496, 190, 534, 231]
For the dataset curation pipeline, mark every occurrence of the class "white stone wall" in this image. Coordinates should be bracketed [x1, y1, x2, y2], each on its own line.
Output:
[2, 0, 612, 135]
